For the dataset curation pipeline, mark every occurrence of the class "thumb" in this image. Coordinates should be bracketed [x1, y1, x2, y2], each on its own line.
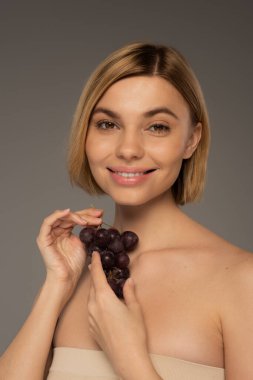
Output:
[123, 278, 139, 309]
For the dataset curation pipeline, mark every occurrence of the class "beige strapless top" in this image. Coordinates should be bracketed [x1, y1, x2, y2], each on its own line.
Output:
[47, 347, 225, 380]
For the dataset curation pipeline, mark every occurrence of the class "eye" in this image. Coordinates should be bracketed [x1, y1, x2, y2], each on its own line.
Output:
[96, 120, 118, 130]
[148, 123, 171, 134]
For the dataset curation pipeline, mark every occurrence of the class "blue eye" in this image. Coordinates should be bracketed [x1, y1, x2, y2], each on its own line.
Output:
[96, 120, 118, 130]
[148, 124, 170, 134]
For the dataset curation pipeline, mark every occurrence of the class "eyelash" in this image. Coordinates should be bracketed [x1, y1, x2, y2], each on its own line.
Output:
[148, 124, 171, 134]
[96, 120, 118, 130]
[95, 120, 171, 134]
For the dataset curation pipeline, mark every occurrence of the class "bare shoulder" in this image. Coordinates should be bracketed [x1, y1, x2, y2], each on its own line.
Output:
[213, 238, 253, 307]
[134, 214, 252, 281]
[213, 244, 253, 377]
[189, 220, 253, 376]
[183, 214, 253, 270]
[154, 213, 253, 295]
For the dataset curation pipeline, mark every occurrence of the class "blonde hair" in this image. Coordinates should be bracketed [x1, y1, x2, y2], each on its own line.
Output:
[68, 42, 210, 205]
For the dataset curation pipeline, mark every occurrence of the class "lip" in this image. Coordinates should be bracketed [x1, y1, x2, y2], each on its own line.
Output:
[107, 166, 157, 173]
[107, 167, 157, 186]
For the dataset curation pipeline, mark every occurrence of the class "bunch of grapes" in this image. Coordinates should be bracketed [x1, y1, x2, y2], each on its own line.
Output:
[79, 226, 139, 299]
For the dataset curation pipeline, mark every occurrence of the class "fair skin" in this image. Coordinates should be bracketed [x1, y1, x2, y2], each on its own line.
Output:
[1, 76, 253, 380]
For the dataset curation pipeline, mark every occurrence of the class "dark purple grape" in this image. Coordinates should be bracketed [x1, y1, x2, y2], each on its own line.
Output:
[108, 237, 124, 254]
[107, 228, 120, 242]
[79, 223, 138, 299]
[86, 243, 101, 256]
[110, 267, 130, 280]
[119, 267, 130, 279]
[115, 253, 130, 269]
[79, 227, 96, 245]
[95, 228, 110, 249]
[116, 286, 123, 298]
[115, 279, 127, 298]
[121, 231, 139, 252]
[107, 278, 118, 294]
[101, 250, 115, 270]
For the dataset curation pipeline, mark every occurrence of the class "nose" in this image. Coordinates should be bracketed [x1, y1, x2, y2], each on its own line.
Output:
[115, 129, 144, 161]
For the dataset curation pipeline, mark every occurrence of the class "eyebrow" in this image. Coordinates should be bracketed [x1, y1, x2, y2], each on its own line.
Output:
[92, 106, 179, 120]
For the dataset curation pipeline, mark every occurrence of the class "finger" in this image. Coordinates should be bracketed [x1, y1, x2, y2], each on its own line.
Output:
[66, 211, 88, 224]
[42, 208, 102, 230]
[44, 211, 87, 233]
[38, 209, 71, 239]
[123, 278, 140, 309]
[89, 251, 108, 291]
[73, 213, 103, 227]
[76, 208, 104, 217]
[89, 282, 96, 299]
[52, 220, 76, 229]
[88, 281, 96, 305]
[76, 208, 103, 222]
[49, 209, 101, 230]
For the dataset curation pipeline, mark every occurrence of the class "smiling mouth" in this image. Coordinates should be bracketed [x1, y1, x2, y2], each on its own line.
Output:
[107, 168, 156, 177]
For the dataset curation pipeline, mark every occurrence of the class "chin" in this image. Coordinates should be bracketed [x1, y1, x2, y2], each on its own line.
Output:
[109, 189, 167, 207]
[95, 178, 173, 207]
[113, 198, 148, 207]
[101, 188, 146, 206]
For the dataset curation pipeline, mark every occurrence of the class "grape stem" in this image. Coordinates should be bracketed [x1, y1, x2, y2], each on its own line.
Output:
[101, 221, 114, 228]
[89, 204, 113, 229]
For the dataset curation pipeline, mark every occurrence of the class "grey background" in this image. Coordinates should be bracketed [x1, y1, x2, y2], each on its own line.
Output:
[0, 0, 252, 354]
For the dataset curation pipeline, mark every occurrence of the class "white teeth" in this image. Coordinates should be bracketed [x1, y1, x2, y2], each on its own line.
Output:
[115, 171, 144, 177]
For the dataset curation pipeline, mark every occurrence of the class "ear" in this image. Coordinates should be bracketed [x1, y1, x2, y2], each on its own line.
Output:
[183, 122, 202, 159]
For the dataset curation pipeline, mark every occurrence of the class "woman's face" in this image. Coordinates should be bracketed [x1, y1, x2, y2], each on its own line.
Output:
[86, 76, 201, 206]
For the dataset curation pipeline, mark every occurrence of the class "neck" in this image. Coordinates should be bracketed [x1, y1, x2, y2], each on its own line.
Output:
[113, 191, 186, 252]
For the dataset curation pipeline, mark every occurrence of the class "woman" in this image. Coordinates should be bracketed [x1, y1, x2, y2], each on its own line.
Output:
[1, 42, 253, 380]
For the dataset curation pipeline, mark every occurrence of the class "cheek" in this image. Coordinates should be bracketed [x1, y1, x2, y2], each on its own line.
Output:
[85, 134, 98, 174]
[86, 132, 109, 165]
[150, 139, 187, 166]
[85, 134, 114, 190]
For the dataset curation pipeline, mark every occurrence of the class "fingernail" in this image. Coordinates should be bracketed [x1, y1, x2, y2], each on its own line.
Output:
[92, 251, 99, 260]
[94, 210, 103, 215]
[88, 264, 91, 270]
[63, 208, 70, 212]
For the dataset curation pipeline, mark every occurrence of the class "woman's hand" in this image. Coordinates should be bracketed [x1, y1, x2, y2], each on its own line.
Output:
[88, 251, 149, 377]
[36, 208, 103, 293]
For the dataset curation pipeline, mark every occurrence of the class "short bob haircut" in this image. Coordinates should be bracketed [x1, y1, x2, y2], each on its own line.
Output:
[68, 41, 210, 205]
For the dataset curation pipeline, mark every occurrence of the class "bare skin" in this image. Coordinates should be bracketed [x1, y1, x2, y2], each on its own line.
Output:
[53, 201, 252, 371]
[54, 76, 253, 378]
[0, 208, 102, 379]
[1, 75, 253, 379]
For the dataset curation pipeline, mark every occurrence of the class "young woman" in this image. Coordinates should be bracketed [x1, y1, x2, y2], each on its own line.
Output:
[1, 42, 253, 380]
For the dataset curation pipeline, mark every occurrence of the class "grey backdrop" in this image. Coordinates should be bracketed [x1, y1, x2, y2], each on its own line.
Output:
[0, 0, 252, 354]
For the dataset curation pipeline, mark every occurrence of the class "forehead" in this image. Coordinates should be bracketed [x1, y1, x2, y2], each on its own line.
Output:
[95, 76, 190, 120]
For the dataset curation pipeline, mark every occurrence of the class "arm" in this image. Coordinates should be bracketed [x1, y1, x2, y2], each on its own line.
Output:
[221, 255, 253, 379]
[0, 208, 103, 380]
[88, 252, 164, 380]
[0, 276, 71, 380]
